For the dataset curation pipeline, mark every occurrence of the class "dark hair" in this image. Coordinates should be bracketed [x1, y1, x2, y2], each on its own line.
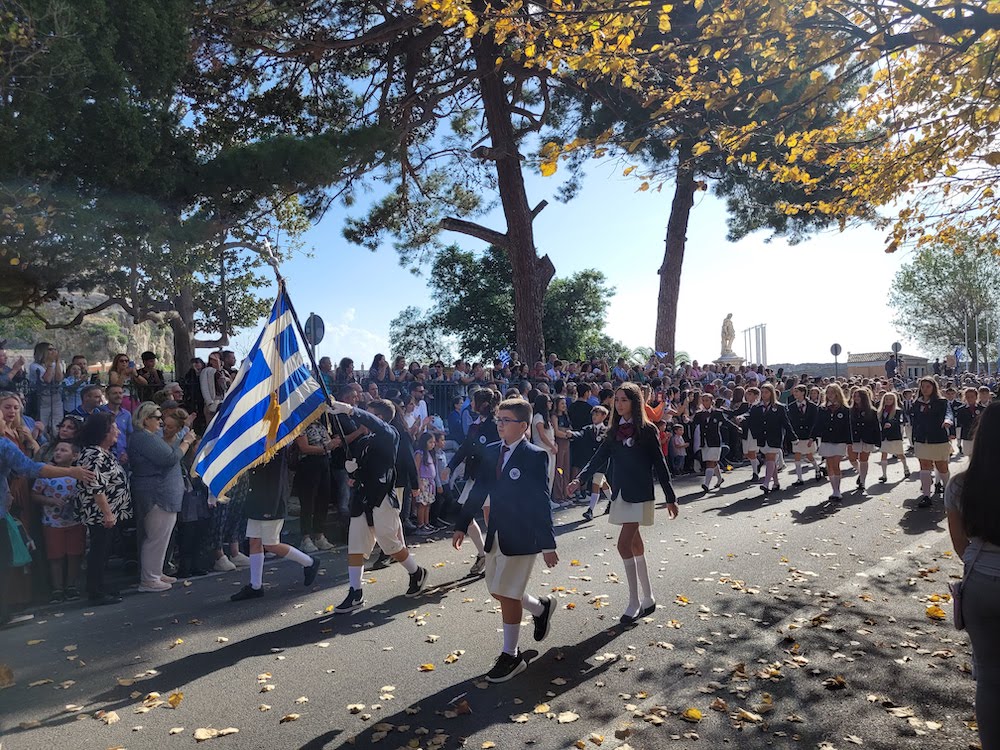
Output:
[610, 382, 649, 437]
[80, 384, 103, 400]
[474, 390, 495, 413]
[368, 398, 397, 424]
[141, 351, 156, 361]
[958, 401, 1000, 545]
[532, 394, 550, 423]
[498, 398, 532, 424]
[77, 411, 117, 447]
[415, 431, 436, 464]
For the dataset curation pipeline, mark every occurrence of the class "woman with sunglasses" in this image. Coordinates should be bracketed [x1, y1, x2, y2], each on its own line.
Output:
[127, 402, 197, 593]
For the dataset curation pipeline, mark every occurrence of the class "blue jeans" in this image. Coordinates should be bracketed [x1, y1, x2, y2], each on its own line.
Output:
[964, 568, 1000, 750]
[670, 456, 684, 475]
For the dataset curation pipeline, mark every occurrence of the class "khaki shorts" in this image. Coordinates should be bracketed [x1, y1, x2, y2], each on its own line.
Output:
[701, 447, 721, 462]
[791, 439, 815, 455]
[609, 496, 654, 527]
[585, 472, 607, 489]
[915, 442, 951, 462]
[485, 547, 537, 600]
[246, 519, 283, 546]
[348, 497, 405, 559]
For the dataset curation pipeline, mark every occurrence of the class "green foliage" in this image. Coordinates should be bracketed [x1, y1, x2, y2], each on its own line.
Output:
[888, 241, 1000, 365]
[395, 244, 617, 361]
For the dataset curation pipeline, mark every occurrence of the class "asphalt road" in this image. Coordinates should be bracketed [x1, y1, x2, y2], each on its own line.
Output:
[0, 459, 983, 750]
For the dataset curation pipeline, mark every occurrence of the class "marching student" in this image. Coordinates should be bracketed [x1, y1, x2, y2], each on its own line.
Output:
[746, 383, 788, 495]
[731, 386, 760, 480]
[954, 387, 987, 458]
[447, 389, 498, 576]
[569, 383, 679, 625]
[909, 377, 954, 508]
[899, 388, 915, 451]
[786, 385, 821, 485]
[452, 397, 558, 683]
[945, 385, 962, 454]
[572, 405, 611, 521]
[230, 447, 322, 601]
[812, 383, 852, 501]
[327, 398, 429, 613]
[692, 392, 740, 492]
[848, 387, 881, 492]
[876, 392, 909, 482]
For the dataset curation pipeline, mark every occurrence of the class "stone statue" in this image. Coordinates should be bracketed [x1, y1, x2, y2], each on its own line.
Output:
[721, 313, 736, 355]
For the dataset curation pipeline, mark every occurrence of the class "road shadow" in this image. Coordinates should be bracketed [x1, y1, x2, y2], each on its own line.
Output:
[294, 624, 630, 750]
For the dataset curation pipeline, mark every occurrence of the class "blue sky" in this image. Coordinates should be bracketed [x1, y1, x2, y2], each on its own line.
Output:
[227, 160, 924, 368]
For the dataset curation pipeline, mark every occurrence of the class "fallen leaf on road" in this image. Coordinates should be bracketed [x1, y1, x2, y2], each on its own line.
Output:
[169, 639, 183, 649]
[98, 710, 121, 725]
[169, 727, 184, 735]
[418, 664, 435, 672]
[709, 698, 728, 712]
[260, 684, 274, 693]
[28, 679, 53, 687]
[26, 639, 44, 646]
[347, 704, 365, 714]
[845, 736, 864, 745]
[194, 728, 218, 742]
[279, 713, 300, 723]
[167, 691, 183, 709]
[551, 678, 567, 686]
[511, 714, 529, 723]
[444, 651, 464, 664]
[681, 708, 703, 723]
[294, 696, 309, 704]
[62, 645, 77, 652]
[534, 703, 550, 714]
[426, 635, 440, 643]
[0, 664, 13, 688]
[885, 705, 915, 718]
[557, 711, 580, 723]
[823, 675, 848, 690]
[925, 605, 947, 621]
[737, 708, 763, 723]
[215, 637, 229, 643]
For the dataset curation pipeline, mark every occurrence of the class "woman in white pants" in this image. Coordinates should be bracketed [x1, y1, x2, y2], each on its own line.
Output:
[127, 402, 197, 592]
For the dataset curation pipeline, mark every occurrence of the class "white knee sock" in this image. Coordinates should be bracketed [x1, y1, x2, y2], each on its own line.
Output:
[765, 460, 776, 487]
[249, 552, 264, 589]
[880, 459, 888, 476]
[283, 546, 312, 567]
[588, 492, 600, 512]
[714, 466, 722, 480]
[348, 565, 363, 590]
[810, 456, 819, 471]
[467, 520, 486, 556]
[634, 554, 653, 605]
[830, 475, 841, 496]
[920, 469, 932, 495]
[703, 469, 713, 487]
[400, 553, 419, 574]
[794, 460, 803, 481]
[939, 470, 949, 488]
[521, 594, 544, 617]
[859, 461, 868, 484]
[750, 457, 759, 474]
[502, 622, 520, 656]
[622, 556, 640, 616]
[900, 455, 909, 472]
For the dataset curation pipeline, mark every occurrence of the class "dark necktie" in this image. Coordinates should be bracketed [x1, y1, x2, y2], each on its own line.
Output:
[800, 403, 806, 415]
[617, 422, 635, 441]
[496, 445, 509, 479]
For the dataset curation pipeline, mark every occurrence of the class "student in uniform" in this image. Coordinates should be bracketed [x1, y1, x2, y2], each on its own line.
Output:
[746, 383, 788, 496]
[230, 447, 322, 601]
[848, 387, 881, 492]
[812, 383, 852, 501]
[452, 397, 559, 683]
[692, 392, 740, 492]
[572, 405, 611, 521]
[876, 392, 909, 482]
[899, 388, 915, 452]
[446, 390, 498, 575]
[945, 386, 962, 455]
[954, 387, 987, 458]
[909, 377, 954, 508]
[786, 385, 821, 485]
[731, 386, 760, 480]
[569, 383, 679, 625]
[327, 398, 429, 613]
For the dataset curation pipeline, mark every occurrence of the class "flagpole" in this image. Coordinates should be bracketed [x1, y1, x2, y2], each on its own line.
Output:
[262, 242, 352, 457]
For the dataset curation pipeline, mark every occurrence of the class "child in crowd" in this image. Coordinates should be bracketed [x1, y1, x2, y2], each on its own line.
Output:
[413, 431, 437, 534]
[572, 405, 611, 521]
[453, 397, 559, 683]
[669, 423, 688, 476]
[30, 441, 85, 603]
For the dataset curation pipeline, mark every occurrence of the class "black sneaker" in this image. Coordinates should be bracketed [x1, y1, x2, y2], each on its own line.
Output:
[829, 494, 842, 502]
[485, 651, 527, 683]
[370, 550, 393, 570]
[230, 585, 264, 602]
[602, 504, 611, 516]
[532, 596, 554, 642]
[406, 566, 428, 597]
[64, 587, 80, 601]
[303, 558, 321, 587]
[582, 509, 593, 521]
[918, 495, 933, 508]
[469, 555, 486, 576]
[792, 480, 805, 487]
[334, 587, 365, 614]
[879, 476, 887, 483]
[701, 484, 710, 492]
[935, 481, 944, 495]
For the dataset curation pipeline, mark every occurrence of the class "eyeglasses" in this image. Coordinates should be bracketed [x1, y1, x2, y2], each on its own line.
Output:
[496, 417, 526, 425]
[150, 414, 163, 420]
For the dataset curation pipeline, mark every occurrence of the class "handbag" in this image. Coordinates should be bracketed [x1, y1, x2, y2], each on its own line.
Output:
[950, 543, 983, 631]
[3, 514, 33, 568]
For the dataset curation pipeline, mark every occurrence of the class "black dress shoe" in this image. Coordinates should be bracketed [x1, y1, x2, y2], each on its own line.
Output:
[639, 601, 656, 618]
[230, 585, 264, 601]
[88, 594, 123, 606]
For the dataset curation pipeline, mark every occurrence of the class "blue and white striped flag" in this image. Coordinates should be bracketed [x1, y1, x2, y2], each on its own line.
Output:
[498, 349, 512, 366]
[194, 287, 327, 499]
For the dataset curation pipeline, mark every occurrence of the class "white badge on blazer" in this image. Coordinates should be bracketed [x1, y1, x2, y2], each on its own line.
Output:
[625, 437, 635, 447]
[509, 468, 521, 480]
[837, 413, 844, 419]
[479, 435, 487, 444]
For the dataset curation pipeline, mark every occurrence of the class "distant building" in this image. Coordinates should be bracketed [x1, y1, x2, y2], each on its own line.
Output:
[847, 352, 928, 380]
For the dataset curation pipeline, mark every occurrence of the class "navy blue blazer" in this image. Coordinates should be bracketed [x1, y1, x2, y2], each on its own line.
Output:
[577, 422, 676, 504]
[347, 408, 400, 517]
[456, 439, 556, 556]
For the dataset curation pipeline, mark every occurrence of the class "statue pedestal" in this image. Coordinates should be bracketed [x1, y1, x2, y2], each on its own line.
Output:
[715, 352, 745, 368]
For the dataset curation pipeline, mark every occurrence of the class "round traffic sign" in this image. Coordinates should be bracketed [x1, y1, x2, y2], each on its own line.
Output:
[830, 343, 842, 357]
[891, 342, 902, 353]
[304, 313, 325, 347]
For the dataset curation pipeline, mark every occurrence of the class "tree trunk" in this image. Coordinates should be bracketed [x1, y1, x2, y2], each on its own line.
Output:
[471, 33, 554, 362]
[655, 143, 697, 359]
[169, 287, 196, 376]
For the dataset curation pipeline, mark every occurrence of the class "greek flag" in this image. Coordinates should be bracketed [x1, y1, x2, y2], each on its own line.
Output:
[498, 349, 512, 366]
[194, 287, 327, 499]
